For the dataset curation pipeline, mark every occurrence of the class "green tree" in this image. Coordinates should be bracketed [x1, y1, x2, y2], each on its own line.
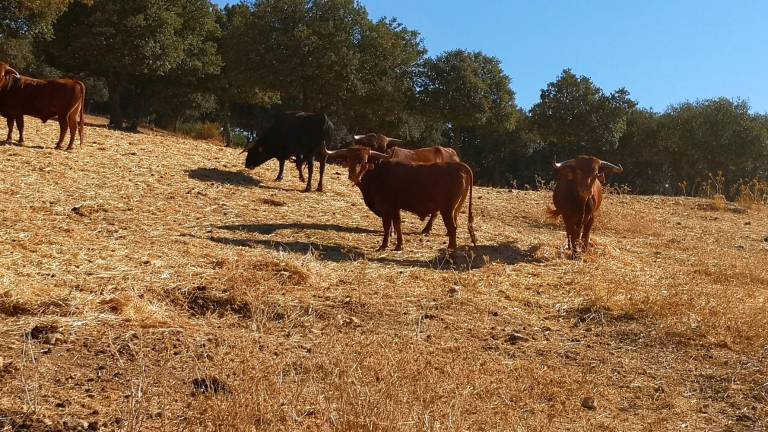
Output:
[415, 49, 518, 184]
[416, 49, 517, 130]
[233, 0, 368, 115]
[529, 69, 636, 158]
[657, 98, 768, 193]
[347, 17, 425, 134]
[0, 0, 75, 72]
[44, 0, 221, 129]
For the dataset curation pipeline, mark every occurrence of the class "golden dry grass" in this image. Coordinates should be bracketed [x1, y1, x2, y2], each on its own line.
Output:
[0, 117, 767, 431]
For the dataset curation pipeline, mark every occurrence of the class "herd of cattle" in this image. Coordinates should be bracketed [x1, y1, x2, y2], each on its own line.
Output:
[0, 62, 623, 259]
[242, 111, 622, 257]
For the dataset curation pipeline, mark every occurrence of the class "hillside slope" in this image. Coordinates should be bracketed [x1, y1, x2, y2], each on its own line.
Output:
[1, 118, 766, 431]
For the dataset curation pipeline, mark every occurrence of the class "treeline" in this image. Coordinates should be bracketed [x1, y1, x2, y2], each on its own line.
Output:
[2, 0, 767, 197]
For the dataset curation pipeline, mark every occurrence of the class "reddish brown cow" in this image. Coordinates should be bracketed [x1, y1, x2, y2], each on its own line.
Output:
[388, 146, 461, 235]
[548, 156, 623, 258]
[352, 133, 402, 153]
[0, 62, 86, 150]
[324, 145, 477, 251]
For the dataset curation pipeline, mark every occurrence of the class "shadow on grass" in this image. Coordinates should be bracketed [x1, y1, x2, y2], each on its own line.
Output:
[219, 223, 378, 235]
[209, 236, 543, 271]
[187, 168, 261, 187]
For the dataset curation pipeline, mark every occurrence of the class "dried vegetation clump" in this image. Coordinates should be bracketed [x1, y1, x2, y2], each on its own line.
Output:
[0, 117, 766, 430]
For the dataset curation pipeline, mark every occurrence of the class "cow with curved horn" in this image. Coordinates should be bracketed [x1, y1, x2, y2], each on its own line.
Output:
[0, 62, 86, 150]
[352, 133, 402, 153]
[325, 145, 477, 252]
[547, 155, 623, 258]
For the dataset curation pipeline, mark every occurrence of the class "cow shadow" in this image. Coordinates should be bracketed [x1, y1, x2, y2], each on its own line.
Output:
[218, 223, 378, 235]
[210, 237, 368, 262]
[209, 236, 542, 271]
[1, 141, 49, 150]
[187, 168, 261, 187]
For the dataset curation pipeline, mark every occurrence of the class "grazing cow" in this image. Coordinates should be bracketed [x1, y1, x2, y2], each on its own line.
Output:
[352, 133, 402, 153]
[548, 156, 623, 258]
[388, 146, 461, 235]
[244, 112, 333, 192]
[324, 145, 477, 251]
[0, 62, 86, 150]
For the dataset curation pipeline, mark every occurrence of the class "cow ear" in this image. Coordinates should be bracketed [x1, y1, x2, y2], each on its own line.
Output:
[366, 163, 375, 170]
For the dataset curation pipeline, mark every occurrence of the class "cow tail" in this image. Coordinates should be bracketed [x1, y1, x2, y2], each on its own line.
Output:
[78, 81, 86, 146]
[466, 165, 477, 246]
[322, 113, 333, 152]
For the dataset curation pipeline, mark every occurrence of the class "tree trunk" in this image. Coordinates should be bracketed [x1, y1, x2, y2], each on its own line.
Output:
[222, 110, 232, 147]
[107, 80, 123, 129]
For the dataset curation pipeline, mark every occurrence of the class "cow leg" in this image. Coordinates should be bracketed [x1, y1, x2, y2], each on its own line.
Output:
[440, 209, 458, 250]
[5, 117, 13, 143]
[421, 213, 437, 235]
[66, 110, 79, 150]
[316, 155, 326, 192]
[275, 159, 286, 181]
[16, 116, 24, 145]
[295, 159, 305, 182]
[303, 157, 314, 193]
[377, 216, 392, 251]
[393, 212, 403, 251]
[581, 216, 595, 254]
[54, 116, 68, 149]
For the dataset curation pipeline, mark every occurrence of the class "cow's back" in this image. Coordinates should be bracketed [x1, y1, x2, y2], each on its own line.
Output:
[1, 78, 83, 121]
[263, 112, 329, 157]
[362, 161, 469, 218]
[389, 146, 459, 164]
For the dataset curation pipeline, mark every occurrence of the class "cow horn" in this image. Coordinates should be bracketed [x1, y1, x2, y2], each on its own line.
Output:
[553, 159, 576, 169]
[600, 160, 623, 174]
[368, 150, 389, 160]
[323, 145, 349, 158]
[385, 138, 402, 145]
[5, 67, 20, 78]
[353, 135, 366, 140]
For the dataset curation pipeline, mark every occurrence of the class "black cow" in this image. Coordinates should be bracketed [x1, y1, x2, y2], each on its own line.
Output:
[244, 112, 333, 192]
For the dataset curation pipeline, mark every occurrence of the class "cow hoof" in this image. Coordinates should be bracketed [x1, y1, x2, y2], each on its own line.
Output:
[394, 246, 402, 251]
[275, 177, 283, 182]
[316, 187, 323, 192]
[376, 246, 387, 252]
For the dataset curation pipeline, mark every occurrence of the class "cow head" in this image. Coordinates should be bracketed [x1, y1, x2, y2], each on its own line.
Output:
[553, 156, 623, 199]
[353, 133, 402, 151]
[243, 140, 272, 169]
[324, 145, 388, 185]
[0, 62, 20, 89]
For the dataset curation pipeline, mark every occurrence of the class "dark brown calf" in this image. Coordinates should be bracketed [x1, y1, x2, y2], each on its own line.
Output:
[0, 62, 86, 150]
[548, 156, 623, 258]
[325, 146, 477, 251]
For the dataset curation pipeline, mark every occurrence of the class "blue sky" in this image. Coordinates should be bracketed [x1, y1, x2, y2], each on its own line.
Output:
[214, 1, 768, 113]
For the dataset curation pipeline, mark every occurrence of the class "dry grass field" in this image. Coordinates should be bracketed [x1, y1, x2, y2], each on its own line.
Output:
[0, 117, 767, 431]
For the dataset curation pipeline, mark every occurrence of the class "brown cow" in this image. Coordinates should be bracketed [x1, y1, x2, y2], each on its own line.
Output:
[352, 133, 402, 153]
[0, 62, 86, 150]
[548, 156, 623, 258]
[388, 146, 461, 235]
[324, 145, 477, 251]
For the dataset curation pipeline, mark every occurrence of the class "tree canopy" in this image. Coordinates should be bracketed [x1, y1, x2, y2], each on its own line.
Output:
[0, 0, 766, 197]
